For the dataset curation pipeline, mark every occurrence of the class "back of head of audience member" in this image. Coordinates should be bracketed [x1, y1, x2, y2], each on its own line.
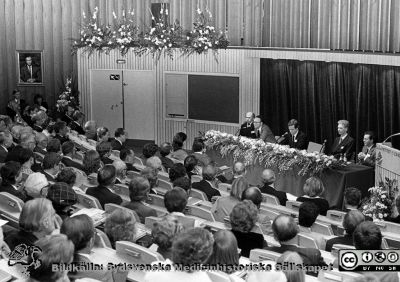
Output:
[46, 138, 61, 154]
[146, 156, 163, 171]
[160, 142, 172, 157]
[140, 167, 158, 188]
[231, 176, 249, 200]
[27, 234, 74, 282]
[142, 143, 159, 159]
[47, 182, 77, 217]
[172, 228, 213, 271]
[272, 215, 299, 243]
[172, 176, 191, 195]
[276, 251, 305, 282]
[241, 187, 262, 208]
[169, 163, 187, 182]
[261, 169, 276, 185]
[97, 164, 116, 187]
[113, 159, 127, 179]
[24, 172, 49, 198]
[164, 187, 188, 213]
[61, 141, 75, 156]
[207, 230, 239, 274]
[61, 214, 95, 253]
[20, 198, 57, 237]
[83, 150, 101, 174]
[172, 132, 186, 151]
[192, 140, 204, 153]
[233, 162, 246, 176]
[42, 152, 61, 172]
[202, 164, 216, 181]
[0, 161, 21, 186]
[298, 201, 320, 228]
[105, 208, 137, 247]
[18, 147, 34, 167]
[129, 176, 150, 202]
[353, 221, 382, 250]
[230, 200, 258, 233]
[96, 141, 112, 158]
[184, 155, 198, 173]
[152, 215, 183, 260]
[343, 210, 365, 237]
[344, 187, 362, 209]
[56, 168, 77, 187]
[303, 176, 325, 197]
[35, 132, 48, 149]
[0, 131, 13, 148]
[120, 148, 134, 163]
[97, 126, 110, 142]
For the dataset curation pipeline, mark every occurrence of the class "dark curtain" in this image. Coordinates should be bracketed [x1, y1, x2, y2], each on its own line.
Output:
[260, 59, 400, 154]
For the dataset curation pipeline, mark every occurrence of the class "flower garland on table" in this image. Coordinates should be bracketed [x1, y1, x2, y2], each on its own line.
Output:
[361, 178, 398, 221]
[203, 130, 346, 176]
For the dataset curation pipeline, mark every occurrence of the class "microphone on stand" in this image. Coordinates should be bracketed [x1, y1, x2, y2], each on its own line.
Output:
[320, 139, 327, 153]
[383, 132, 400, 143]
[277, 132, 289, 144]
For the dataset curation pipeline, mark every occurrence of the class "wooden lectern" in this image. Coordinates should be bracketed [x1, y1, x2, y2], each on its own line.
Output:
[375, 143, 400, 186]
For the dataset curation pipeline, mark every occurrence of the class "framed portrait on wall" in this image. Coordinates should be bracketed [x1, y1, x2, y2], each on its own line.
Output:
[17, 50, 43, 85]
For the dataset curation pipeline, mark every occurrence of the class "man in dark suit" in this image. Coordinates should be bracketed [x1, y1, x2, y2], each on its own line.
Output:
[120, 148, 140, 172]
[61, 141, 84, 171]
[357, 131, 376, 167]
[265, 215, 327, 276]
[253, 116, 276, 144]
[192, 164, 221, 201]
[42, 152, 62, 182]
[86, 165, 122, 208]
[330, 120, 355, 160]
[32, 111, 47, 133]
[69, 111, 85, 135]
[111, 128, 127, 151]
[0, 131, 13, 163]
[259, 169, 287, 206]
[192, 139, 211, 167]
[54, 121, 69, 145]
[0, 161, 27, 201]
[278, 119, 309, 150]
[239, 112, 255, 138]
[20, 56, 41, 83]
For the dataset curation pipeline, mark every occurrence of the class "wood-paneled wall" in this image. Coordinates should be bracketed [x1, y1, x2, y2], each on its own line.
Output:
[1, 0, 400, 114]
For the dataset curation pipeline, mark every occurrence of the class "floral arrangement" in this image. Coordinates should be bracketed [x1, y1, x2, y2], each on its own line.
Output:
[56, 77, 79, 112]
[362, 178, 398, 221]
[72, 6, 229, 60]
[203, 130, 346, 176]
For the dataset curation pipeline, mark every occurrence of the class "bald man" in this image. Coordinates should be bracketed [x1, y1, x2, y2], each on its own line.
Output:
[259, 169, 287, 206]
[239, 112, 255, 138]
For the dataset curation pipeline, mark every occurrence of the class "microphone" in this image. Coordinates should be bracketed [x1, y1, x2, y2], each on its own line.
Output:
[320, 139, 327, 153]
[383, 132, 400, 143]
[281, 132, 289, 137]
[277, 132, 288, 144]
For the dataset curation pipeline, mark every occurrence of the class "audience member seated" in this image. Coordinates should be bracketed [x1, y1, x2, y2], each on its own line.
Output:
[0, 131, 13, 163]
[0, 161, 26, 201]
[298, 202, 326, 249]
[387, 195, 400, 224]
[86, 164, 122, 208]
[265, 215, 327, 276]
[105, 208, 138, 248]
[56, 168, 78, 189]
[69, 110, 85, 135]
[276, 251, 306, 282]
[259, 169, 287, 206]
[192, 139, 211, 167]
[211, 175, 248, 222]
[43, 122, 56, 138]
[111, 128, 127, 151]
[141, 167, 159, 194]
[192, 164, 221, 201]
[97, 126, 110, 143]
[169, 163, 188, 182]
[46, 138, 61, 155]
[172, 176, 192, 196]
[113, 159, 128, 184]
[297, 176, 329, 216]
[59, 105, 75, 124]
[144, 227, 213, 282]
[61, 214, 116, 282]
[47, 182, 77, 220]
[24, 172, 49, 201]
[123, 176, 157, 223]
[151, 215, 184, 260]
[84, 120, 97, 140]
[42, 152, 62, 181]
[170, 132, 188, 162]
[159, 142, 174, 171]
[5, 198, 59, 250]
[164, 187, 189, 217]
[120, 147, 139, 172]
[19, 132, 36, 151]
[54, 121, 69, 144]
[325, 210, 365, 252]
[96, 141, 113, 165]
[33, 94, 48, 112]
[34, 132, 48, 155]
[184, 155, 201, 179]
[146, 156, 164, 172]
[230, 200, 267, 258]
[31, 110, 47, 132]
[19, 147, 35, 175]
[27, 234, 74, 282]
[83, 149, 102, 175]
[142, 143, 159, 163]
[343, 187, 362, 212]
[61, 141, 84, 170]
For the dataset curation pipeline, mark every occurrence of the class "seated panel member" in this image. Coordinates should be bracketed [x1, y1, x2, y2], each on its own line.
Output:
[253, 116, 276, 144]
[239, 112, 255, 138]
[279, 119, 309, 150]
[357, 131, 376, 167]
[330, 119, 355, 160]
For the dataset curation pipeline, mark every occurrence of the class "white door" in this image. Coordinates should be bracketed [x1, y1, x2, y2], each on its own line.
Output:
[90, 70, 123, 134]
[123, 70, 155, 140]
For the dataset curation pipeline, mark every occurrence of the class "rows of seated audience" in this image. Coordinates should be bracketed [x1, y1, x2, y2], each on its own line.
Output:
[0, 105, 400, 282]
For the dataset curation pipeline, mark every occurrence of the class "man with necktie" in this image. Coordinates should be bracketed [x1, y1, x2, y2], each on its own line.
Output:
[330, 120, 355, 161]
[20, 56, 41, 83]
[278, 119, 309, 150]
[253, 116, 276, 144]
[239, 112, 255, 138]
[357, 131, 376, 167]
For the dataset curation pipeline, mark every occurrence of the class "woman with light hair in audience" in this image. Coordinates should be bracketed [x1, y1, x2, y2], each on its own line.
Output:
[297, 176, 330, 216]
[276, 251, 305, 282]
[146, 156, 164, 172]
[26, 234, 74, 282]
[5, 198, 60, 250]
[105, 208, 140, 248]
[144, 228, 214, 282]
[211, 176, 249, 222]
[141, 167, 159, 191]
